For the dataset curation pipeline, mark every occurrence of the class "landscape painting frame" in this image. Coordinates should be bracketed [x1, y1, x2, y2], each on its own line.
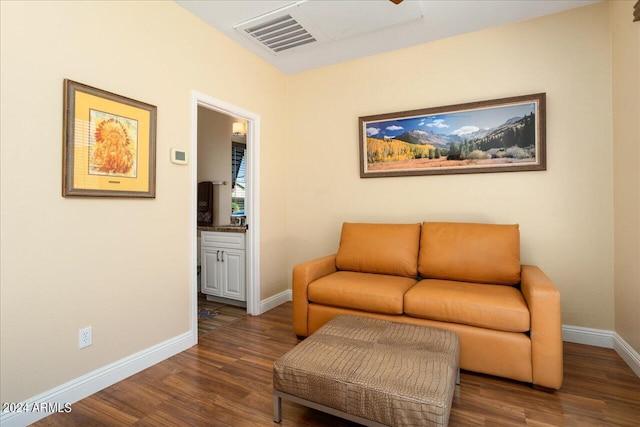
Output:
[359, 93, 546, 178]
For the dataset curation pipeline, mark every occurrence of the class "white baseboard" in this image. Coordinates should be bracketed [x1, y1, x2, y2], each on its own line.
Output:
[0, 332, 195, 427]
[613, 332, 640, 378]
[562, 324, 615, 348]
[260, 289, 292, 314]
[563, 324, 640, 378]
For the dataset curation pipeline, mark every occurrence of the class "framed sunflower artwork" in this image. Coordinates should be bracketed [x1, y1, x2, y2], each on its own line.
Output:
[62, 79, 157, 197]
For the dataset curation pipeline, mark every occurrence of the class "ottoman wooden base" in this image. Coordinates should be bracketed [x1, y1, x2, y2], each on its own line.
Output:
[273, 316, 460, 427]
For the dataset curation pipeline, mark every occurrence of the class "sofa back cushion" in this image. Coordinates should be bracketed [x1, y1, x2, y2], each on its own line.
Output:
[419, 222, 521, 285]
[336, 223, 421, 278]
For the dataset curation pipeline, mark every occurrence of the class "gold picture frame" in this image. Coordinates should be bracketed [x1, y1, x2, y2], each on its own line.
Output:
[62, 79, 157, 197]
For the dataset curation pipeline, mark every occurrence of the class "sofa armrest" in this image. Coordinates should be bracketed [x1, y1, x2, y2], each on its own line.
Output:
[520, 265, 563, 390]
[292, 254, 337, 337]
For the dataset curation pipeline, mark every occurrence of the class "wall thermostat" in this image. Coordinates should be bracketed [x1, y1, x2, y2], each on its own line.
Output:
[170, 147, 188, 165]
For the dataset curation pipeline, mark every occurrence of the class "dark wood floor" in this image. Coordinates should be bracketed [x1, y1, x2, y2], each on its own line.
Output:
[197, 293, 247, 337]
[35, 302, 640, 426]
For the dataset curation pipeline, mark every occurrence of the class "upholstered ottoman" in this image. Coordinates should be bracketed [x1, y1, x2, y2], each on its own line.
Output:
[273, 316, 460, 427]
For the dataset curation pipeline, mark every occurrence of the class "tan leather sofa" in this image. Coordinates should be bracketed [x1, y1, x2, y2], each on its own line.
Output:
[293, 222, 563, 390]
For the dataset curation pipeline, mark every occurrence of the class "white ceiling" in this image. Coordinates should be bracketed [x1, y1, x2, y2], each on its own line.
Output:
[175, 0, 600, 74]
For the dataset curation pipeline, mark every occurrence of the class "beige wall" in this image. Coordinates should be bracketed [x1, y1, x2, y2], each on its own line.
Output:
[612, 1, 640, 353]
[286, 2, 615, 330]
[197, 107, 233, 225]
[0, 1, 288, 403]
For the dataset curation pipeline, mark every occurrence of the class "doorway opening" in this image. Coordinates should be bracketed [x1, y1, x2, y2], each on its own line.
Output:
[190, 91, 261, 343]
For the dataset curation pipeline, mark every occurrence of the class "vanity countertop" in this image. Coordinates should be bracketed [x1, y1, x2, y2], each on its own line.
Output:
[198, 225, 247, 233]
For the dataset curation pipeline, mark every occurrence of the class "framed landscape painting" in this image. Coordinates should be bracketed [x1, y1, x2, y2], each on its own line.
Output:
[62, 79, 157, 197]
[359, 93, 546, 178]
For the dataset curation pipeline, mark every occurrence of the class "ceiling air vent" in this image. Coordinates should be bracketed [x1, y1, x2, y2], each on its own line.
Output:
[243, 14, 316, 53]
[234, 1, 328, 56]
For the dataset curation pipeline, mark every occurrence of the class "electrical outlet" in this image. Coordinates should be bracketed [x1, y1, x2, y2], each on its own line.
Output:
[79, 327, 92, 349]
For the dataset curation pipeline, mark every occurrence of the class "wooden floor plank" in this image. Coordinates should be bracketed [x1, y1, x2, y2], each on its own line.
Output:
[34, 302, 640, 426]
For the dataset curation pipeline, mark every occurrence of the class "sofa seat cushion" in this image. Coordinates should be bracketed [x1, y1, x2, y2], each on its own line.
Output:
[404, 279, 530, 332]
[308, 271, 418, 315]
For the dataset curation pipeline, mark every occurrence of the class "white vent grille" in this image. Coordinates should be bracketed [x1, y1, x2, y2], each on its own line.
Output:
[243, 14, 316, 53]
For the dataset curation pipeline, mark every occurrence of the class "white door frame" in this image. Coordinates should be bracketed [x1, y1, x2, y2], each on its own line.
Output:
[190, 90, 261, 342]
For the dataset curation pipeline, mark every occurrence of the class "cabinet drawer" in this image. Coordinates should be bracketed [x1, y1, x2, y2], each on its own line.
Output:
[201, 231, 245, 249]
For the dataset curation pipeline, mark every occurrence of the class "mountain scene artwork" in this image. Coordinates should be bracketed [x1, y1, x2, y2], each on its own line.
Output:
[360, 94, 545, 177]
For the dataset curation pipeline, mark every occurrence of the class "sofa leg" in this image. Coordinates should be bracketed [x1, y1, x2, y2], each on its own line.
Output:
[532, 384, 556, 393]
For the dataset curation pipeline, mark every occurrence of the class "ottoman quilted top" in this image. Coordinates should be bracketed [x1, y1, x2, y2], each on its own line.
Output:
[273, 315, 460, 427]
